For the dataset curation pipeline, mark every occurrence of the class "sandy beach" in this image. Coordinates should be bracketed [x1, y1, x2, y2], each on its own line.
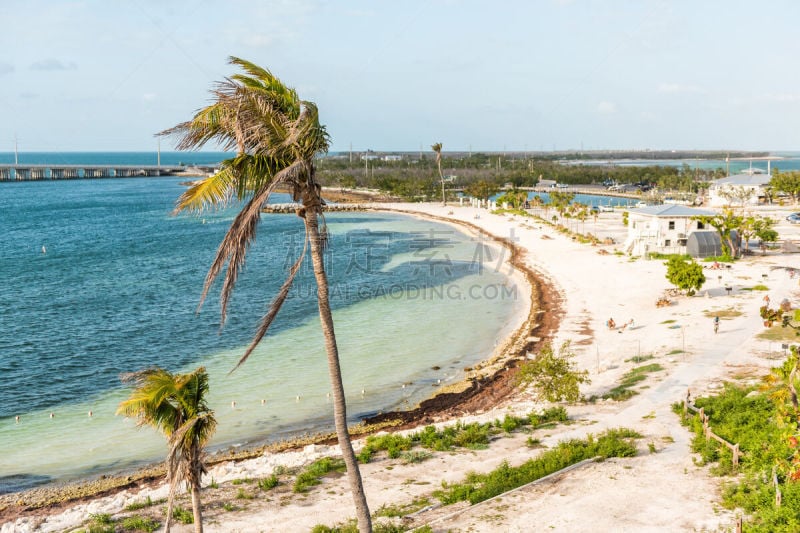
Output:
[4, 201, 800, 532]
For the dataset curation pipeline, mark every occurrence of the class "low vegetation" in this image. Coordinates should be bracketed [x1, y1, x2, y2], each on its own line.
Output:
[675, 350, 800, 531]
[294, 457, 347, 493]
[434, 428, 641, 505]
[358, 407, 568, 463]
[590, 364, 664, 402]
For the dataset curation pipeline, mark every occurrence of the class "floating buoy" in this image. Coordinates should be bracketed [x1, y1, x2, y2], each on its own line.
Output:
[88, 411, 92, 417]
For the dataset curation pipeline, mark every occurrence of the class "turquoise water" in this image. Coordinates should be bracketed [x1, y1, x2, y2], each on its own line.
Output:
[0, 175, 524, 493]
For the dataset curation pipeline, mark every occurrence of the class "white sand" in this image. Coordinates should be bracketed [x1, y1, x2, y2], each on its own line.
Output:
[6, 202, 800, 533]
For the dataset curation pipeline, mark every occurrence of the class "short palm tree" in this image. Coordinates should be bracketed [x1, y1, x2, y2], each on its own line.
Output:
[159, 57, 372, 532]
[117, 366, 216, 533]
[431, 142, 445, 205]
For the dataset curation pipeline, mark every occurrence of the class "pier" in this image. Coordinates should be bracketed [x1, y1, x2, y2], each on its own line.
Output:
[0, 164, 203, 181]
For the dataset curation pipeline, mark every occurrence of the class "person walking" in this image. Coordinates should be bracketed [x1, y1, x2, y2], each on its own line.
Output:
[713, 315, 720, 334]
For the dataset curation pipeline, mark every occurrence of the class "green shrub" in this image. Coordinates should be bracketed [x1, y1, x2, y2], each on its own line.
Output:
[294, 457, 346, 493]
[258, 474, 279, 491]
[119, 515, 159, 532]
[401, 450, 432, 464]
[172, 505, 193, 524]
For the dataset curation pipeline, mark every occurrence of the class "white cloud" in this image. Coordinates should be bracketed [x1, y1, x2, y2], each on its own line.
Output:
[596, 101, 617, 114]
[30, 58, 77, 71]
[658, 82, 705, 94]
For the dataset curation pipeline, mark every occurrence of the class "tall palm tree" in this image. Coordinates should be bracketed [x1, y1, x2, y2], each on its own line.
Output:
[117, 367, 216, 533]
[431, 142, 445, 205]
[159, 57, 372, 532]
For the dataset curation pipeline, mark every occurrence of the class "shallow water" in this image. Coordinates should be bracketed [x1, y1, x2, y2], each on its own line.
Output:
[0, 178, 525, 492]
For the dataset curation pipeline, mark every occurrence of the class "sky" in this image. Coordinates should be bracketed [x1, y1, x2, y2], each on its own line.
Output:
[3, 0, 800, 153]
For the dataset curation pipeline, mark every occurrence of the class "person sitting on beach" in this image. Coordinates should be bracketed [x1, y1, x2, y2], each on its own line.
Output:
[607, 318, 616, 330]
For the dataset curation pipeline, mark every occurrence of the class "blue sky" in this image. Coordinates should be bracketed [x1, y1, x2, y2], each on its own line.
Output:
[3, 0, 800, 153]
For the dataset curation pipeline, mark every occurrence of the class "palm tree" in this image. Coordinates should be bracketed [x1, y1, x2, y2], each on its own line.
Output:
[431, 142, 445, 205]
[159, 57, 372, 532]
[117, 367, 216, 533]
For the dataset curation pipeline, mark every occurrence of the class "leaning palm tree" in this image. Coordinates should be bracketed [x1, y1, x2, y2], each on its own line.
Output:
[431, 142, 445, 205]
[117, 367, 216, 533]
[159, 57, 372, 532]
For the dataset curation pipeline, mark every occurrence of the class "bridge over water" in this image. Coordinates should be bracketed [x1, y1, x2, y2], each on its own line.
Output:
[0, 164, 202, 181]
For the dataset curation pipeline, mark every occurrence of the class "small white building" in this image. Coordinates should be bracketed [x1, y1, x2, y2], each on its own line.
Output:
[623, 204, 717, 256]
[708, 170, 771, 207]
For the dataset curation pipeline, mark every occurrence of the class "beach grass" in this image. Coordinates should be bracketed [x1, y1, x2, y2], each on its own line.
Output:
[592, 364, 664, 402]
[435, 428, 641, 505]
[294, 457, 347, 493]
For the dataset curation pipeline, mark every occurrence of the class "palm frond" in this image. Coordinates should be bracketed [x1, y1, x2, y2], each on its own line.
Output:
[174, 167, 236, 213]
[232, 225, 309, 372]
[198, 160, 305, 322]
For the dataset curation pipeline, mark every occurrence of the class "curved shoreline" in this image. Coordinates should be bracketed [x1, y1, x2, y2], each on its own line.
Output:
[0, 205, 563, 521]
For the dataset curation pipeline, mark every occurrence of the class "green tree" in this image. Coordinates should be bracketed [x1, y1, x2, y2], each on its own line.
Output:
[496, 189, 528, 209]
[517, 341, 590, 402]
[160, 57, 372, 531]
[464, 180, 499, 203]
[117, 367, 217, 533]
[693, 209, 743, 258]
[664, 256, 706, 295]
[770, 169, 800, 203]
[431, 142, 445, 205]
[549, 191, 575, 221]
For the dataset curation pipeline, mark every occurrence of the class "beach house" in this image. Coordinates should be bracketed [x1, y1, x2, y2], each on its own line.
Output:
[623, 204, 717, 256]
[707, 170, 772, 207]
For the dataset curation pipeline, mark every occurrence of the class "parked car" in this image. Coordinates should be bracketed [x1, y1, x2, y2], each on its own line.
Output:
[599, 205, 615, 212]
[787, 212, 800, 224]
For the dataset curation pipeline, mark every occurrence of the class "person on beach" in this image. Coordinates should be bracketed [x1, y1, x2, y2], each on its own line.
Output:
[713, 315, 720, 334]
[607, 318, 616, 330]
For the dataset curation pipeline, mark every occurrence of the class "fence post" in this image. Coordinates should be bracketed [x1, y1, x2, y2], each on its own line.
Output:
[735, 516, 742, 533]
[773, 467, 782, 507]
[683, 399, 688, 419]
[732, 443, 740, 467]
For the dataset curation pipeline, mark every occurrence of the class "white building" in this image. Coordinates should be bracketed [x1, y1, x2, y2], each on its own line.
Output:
[708, 170, 771, 207]
[623, 204, 717, 256]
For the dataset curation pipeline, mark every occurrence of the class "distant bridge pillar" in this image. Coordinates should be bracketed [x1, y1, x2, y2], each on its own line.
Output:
[15, 168, 30, 180]
[51, 168, 64, 179]
[0, 168, 9, 180]
[30, 168, 46, 180]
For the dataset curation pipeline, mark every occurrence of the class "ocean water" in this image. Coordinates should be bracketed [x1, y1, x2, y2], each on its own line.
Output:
[0, 175, 525, 493]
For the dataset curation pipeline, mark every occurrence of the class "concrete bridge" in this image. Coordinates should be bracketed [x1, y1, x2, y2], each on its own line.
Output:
[0, 164, 191, 181]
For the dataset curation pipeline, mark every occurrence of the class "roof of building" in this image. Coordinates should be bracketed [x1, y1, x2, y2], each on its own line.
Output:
[629, 204, 717, 217]
[712, 173, 772, 186]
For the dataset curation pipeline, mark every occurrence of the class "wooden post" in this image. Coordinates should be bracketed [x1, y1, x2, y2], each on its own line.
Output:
[735, 516, 742, 533]
[732, 443, 740, 467]
[773, 467, 782, 507]
[683, 399, 688, 419]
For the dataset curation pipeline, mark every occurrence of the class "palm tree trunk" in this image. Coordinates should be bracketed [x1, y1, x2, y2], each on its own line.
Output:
[164, 497, 174, 533]
[191, 483, 204, 533]
[305, 209, 372, 533]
